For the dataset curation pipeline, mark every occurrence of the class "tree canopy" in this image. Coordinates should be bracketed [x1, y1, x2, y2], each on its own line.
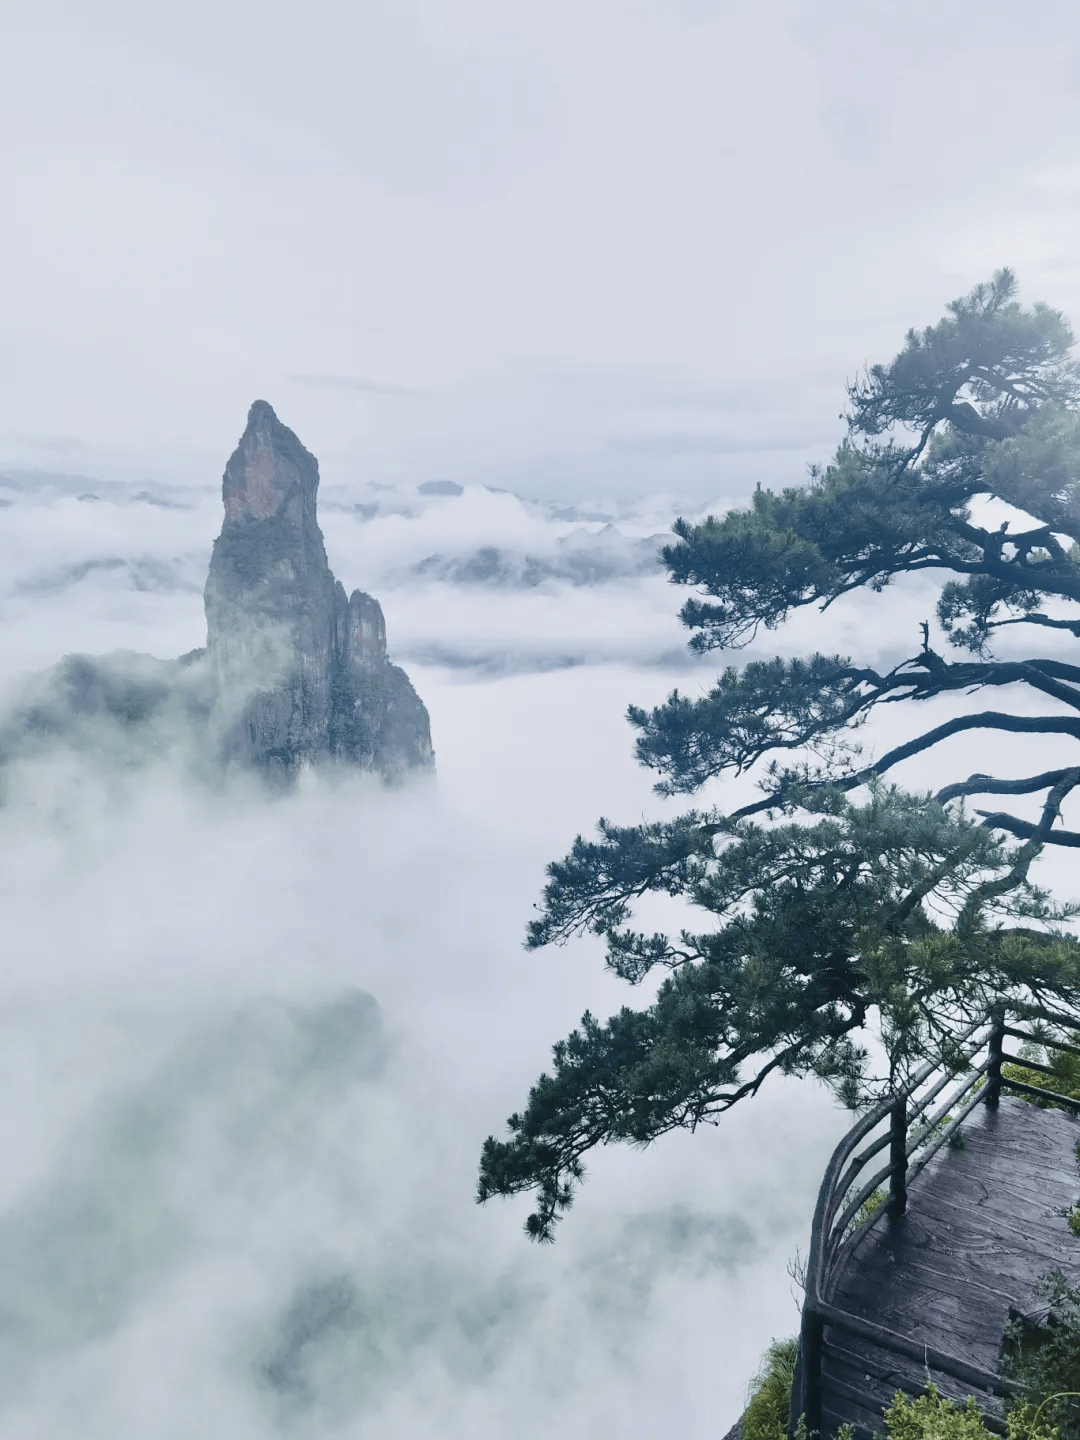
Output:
[478, 270, 1080, 1241]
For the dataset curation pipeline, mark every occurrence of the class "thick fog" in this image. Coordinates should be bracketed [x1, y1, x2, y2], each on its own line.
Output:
[4, 0, 1080, 1434]
[0, 465, 860, 1439]
[1, 457, 1077, 1438]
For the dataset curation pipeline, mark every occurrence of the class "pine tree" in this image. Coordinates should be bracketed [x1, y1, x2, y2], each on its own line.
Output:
[478, 271, 1080, 1241]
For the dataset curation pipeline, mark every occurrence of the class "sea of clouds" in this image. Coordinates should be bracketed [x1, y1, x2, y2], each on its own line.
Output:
[0, 455, 1075, 1439]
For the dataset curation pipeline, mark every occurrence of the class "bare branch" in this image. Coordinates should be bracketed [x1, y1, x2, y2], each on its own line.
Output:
[968, 767, 1080, 878]
[975, 816, 1080, 847]
[987, 615, 1080, 638]
[936, 769, 1080, 804]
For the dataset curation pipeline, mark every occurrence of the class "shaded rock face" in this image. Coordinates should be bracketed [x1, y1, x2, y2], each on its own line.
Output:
[204, 401, 432, 778]
[0, 402, 433, 785]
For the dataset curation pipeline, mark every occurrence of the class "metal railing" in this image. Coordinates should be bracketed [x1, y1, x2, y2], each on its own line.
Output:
[788, 1009, 1080, 1437]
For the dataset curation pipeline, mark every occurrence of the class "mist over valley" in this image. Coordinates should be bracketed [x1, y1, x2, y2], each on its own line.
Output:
[0, 404, 859, 1438]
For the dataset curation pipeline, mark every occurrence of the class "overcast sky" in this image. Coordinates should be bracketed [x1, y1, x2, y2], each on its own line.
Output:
[4, 0, 1080, 495]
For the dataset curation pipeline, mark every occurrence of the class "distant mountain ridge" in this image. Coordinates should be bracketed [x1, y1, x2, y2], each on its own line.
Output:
[0, 402, 433, 784]
[408, 524, 666, 588]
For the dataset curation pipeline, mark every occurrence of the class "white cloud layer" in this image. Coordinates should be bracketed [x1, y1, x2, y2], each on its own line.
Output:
[0, 627, 845, 1438]
[0, 447, 838, 1437]
[2, 443, 1078, 1436]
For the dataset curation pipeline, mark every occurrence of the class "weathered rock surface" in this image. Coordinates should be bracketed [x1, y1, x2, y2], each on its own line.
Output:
[202, 401, 432, 776]
[0, 402, 433, 784]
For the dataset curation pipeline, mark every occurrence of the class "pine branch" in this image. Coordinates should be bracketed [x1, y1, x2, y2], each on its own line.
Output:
[936, 769, 1080, 804]
[974, 816, 1080, 847]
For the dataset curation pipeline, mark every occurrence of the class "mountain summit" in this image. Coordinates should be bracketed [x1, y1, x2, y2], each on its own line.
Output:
[204, 402, 432, 776]
[0, 403, 433, 784]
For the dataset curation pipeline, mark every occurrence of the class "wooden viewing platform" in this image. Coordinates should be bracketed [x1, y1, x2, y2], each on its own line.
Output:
[790, 1016, 1080, 1440]
[820, 1096, 1080, 1437]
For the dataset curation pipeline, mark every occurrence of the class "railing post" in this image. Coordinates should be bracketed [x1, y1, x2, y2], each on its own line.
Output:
[889, 1095, 907, 1215]
[986, 1019, 1005, 1109]
[788, 1305, 824, 1438]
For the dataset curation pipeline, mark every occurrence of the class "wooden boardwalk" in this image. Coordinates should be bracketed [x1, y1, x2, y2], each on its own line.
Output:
[819, 1096, 1080, 1438]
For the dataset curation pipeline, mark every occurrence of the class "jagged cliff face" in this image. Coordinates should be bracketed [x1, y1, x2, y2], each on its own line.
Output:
[204, 401, 433, 777]
[0, 402, 433, 786]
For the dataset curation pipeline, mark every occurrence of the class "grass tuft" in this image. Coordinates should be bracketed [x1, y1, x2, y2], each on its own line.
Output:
[744, 1337, 799, 1440]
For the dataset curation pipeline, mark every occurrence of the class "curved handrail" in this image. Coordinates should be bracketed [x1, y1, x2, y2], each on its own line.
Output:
[789, 1014, 999, 1436]
[807, 1015, 989, 1303]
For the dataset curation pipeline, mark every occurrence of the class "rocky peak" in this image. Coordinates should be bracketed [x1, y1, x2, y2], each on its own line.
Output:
[222, 399, 321, 526]
[205, 402, 334, 673]
[204, 402, 433, 777]
[0, 402, 433, 786]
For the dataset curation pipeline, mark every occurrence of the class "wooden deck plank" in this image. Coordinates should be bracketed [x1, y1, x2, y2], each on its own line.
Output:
[822, 1331, 1001, 1405]
[817, 1096, 1080, 1437]
[821, 1350, 999, 1435]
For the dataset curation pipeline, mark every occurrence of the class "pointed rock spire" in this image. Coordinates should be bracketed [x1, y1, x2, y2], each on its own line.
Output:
[0, 402, 432, 785]
[203, 401, 432, 777]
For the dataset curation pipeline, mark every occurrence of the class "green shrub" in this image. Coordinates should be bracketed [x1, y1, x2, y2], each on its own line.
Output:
[744, 1337, 799, 1440]
[883, 1385, 1058, 1440]
[855, 1189, 887, 1227]
[883, 1386, 995, 1440]
[842, 1187, 889, 1241]
[1005, 1272, 1080, 1440]
[744, 1277, 1079, 1440]
[1003, 1039, 1080, 1111]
